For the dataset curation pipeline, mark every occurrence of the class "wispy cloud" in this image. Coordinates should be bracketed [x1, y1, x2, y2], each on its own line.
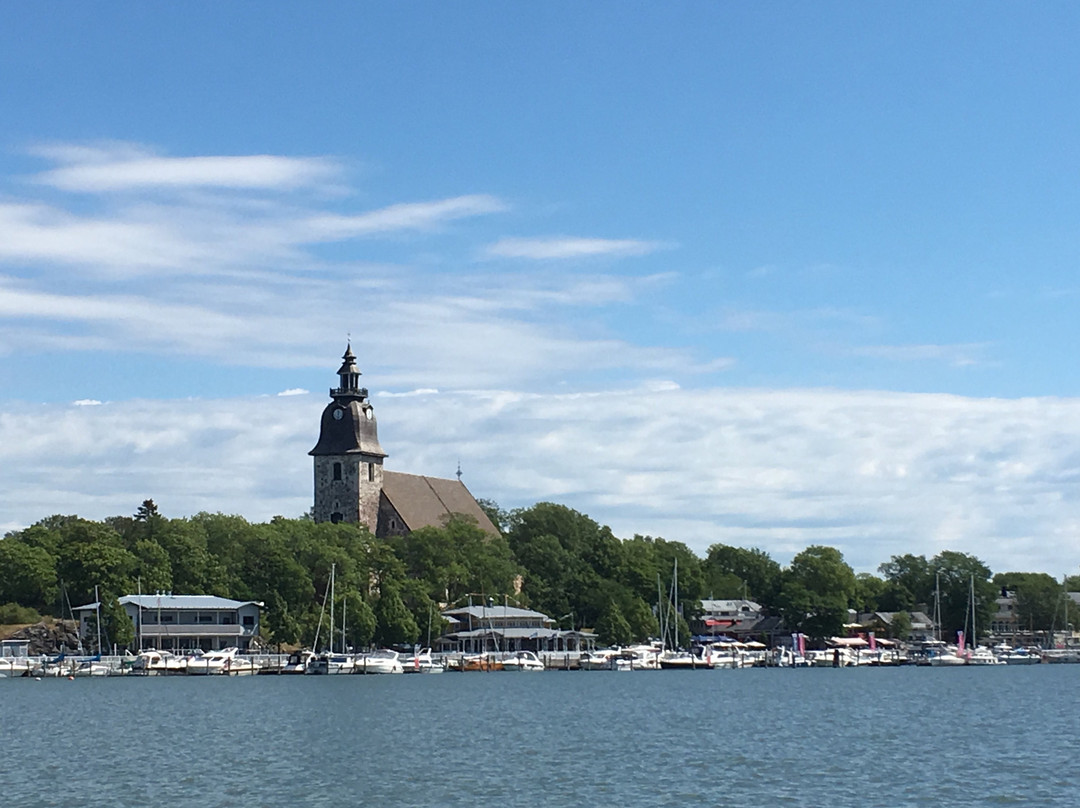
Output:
[852, 343, 993, 367]
[483, 236, 663, 260]
[30, 143, 339, 192]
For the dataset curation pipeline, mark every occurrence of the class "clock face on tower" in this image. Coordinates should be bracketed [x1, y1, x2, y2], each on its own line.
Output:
[365, 407, 373, 420]
[332, 408, 344, 421]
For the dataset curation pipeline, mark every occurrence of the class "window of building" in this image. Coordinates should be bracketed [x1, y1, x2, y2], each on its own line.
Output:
[242, 615, 255, 627]
[368, 463, 374, 482]
[331, 512, 343, 524]
[333, 462, 342, 481]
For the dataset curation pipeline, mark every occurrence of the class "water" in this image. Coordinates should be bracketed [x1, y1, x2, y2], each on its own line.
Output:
[3, 666, 1079, 807]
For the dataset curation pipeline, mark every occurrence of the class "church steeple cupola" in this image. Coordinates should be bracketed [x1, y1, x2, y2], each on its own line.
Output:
[332, 343, 366, 401]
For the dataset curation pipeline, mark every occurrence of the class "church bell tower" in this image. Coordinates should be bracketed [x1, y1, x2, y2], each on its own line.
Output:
[309, 344, 387, 529]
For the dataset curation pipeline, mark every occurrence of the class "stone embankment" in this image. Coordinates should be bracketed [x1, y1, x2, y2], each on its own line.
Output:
[4, 620, 81, 655]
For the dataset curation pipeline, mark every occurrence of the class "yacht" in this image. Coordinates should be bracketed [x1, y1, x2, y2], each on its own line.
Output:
[186, 647, 238, 675]
[132, 649, 187, 675]
[500, 651, 545, 672]
[305, 653, 355, 675]
[356, 649, 403, 674]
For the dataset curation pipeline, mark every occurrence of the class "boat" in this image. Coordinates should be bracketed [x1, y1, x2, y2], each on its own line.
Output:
[578, 648, 619, 670]
[186, 647, 238, 675]
[500, 651, 545, 672]
[403, 647, 445, 673]
[1001, 647, 1041, 665]
[0, 657, 32, 677]
[132, 649, 187, 675]
[281, 649, 315, 674]
[966, 646, 1004, 666]
[306, 652, 355, 675]
[356, 649, 403, 674]
[71, 655, 112, 677]
[615, 644, 661, 671]
[460, 653, 503, 672]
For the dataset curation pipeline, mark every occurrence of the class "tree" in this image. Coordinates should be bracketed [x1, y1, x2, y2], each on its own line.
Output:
[0, 539, 58, 612]
[930, 550, 995, 642]
[853, 573, 886, 614]
[888, 610, 912, 640]
[877, 553, 933, 611]
[777, 546, 856, 641]
[997, 572, 1070, 633]
[703, 544, 781, 607]
[595, 601, 632, 646]
[373, 582, 420, 647]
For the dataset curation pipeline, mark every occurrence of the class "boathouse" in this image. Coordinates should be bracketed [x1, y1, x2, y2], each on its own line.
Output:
[436, 604, 596, 655]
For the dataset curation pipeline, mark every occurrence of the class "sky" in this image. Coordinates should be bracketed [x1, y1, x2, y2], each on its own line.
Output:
[2, 5, 1080, 575]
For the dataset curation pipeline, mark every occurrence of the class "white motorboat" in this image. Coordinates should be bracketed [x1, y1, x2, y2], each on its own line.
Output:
[186, 647, 238, 675]
[281, 650, 315, 674]
[614, 644, 661, 670]
[357, 649, 403, 674]
[132, 650, 187, 675]
[579, 649, 619, 671]
[966, 647, 1004, 666]
[0, 657, 32, 677]
[403, 648, 445, 673]
[305, 653, 355, 675]
[1002, 648, 1041, 665]
[500, 651, 545, 672]
[71, 657, 113, 677]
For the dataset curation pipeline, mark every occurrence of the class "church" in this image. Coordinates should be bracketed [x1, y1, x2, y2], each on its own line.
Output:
[309, 344, 499, 537]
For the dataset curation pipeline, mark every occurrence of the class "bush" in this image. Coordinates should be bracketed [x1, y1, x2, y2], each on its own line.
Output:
[0, 602, 42, 625]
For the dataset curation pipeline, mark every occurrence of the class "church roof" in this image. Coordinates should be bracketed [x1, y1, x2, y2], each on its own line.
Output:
[381, 470, 499, 535]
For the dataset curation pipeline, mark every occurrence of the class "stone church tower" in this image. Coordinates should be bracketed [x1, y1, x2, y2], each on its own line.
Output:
[309, 343, 387, 528]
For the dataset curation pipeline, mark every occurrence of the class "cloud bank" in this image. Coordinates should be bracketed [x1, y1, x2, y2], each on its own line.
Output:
[2, 386, 1079, 577]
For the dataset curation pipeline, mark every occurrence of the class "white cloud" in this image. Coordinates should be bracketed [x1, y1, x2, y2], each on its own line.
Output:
[4, 387, 1080, 578]
[276, 388, 309, 397]
[30, 143, 339, 192]
[73, 399, 102, 406]
[851, 343, 993, 367]
[483, 236, 662, 260]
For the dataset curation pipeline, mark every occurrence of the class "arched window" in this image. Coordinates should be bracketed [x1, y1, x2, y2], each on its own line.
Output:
[333, 462, 342, 481]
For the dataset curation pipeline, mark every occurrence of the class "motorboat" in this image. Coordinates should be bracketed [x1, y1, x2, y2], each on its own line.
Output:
[579, 649, 619, 671]
[966, 647, 1004, 666]
[500, 651, 545, 672]
[356, 649, 403, 674]
[132, 649, 187, 675]
[71, 656, 113, 677]
[658, 650, 709, 670]
[281, 650, 315, 674]
[614, 644, 661, 671]
[0, 657, 32, 677]
[305, 653, 355, 675]
[1001, 647, 1041, 665]
[186, 647, 238, 675]
[403, 648, 445, 673]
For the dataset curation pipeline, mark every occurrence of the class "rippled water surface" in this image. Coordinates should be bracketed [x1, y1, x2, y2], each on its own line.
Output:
[3, 666, 1079, 807]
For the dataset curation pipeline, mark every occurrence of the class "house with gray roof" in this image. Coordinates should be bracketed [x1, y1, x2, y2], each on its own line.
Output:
[310, 344, 498, 537]
[74, 594, 262, 653]
[437, 604, 595, 654]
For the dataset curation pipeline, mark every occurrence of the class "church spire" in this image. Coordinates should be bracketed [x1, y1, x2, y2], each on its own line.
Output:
[332, 342, 367, 401]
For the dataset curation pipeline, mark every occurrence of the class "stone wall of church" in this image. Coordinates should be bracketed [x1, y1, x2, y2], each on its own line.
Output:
[313, 454, 384, 532]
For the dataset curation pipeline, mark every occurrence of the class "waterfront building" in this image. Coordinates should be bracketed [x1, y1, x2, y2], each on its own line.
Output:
[310, 344, 498, 536]
[436, 604, 596, 655]
[74, 594, 262, 653]
[695, 598, 763, 637]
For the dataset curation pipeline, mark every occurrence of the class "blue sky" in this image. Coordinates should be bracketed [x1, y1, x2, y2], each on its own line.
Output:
[2, 5, 1080, 575]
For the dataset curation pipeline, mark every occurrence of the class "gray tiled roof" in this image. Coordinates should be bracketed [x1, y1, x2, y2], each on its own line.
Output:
[443, 605, 552, 621]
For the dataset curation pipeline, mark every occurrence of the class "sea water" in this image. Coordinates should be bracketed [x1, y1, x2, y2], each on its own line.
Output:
[2, 666, 1078, 807]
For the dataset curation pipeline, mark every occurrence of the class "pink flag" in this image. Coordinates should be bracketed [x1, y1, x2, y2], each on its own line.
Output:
[957, 630, 965, 654]
[869, 632, 876, 652]
[797, 633, 806, 657]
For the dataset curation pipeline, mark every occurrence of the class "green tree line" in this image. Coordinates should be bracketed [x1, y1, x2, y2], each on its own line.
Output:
[1, 499, 1075, 649]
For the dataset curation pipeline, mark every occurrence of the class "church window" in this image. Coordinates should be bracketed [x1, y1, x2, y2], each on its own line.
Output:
[368, 463, 375, 482]
[333, 462, 342, 481]
[330, 512, 343, 524]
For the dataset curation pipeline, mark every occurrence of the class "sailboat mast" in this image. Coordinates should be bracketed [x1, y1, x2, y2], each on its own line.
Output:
[329, 562, 336, 655]
[95, 584, 102, 656]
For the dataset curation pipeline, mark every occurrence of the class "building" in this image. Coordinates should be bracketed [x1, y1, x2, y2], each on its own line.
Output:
[76, 594, 262, 653]
[695, 598, 763, 637]
[436, 604, 595, 655]
[310, 344, 498, 536]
